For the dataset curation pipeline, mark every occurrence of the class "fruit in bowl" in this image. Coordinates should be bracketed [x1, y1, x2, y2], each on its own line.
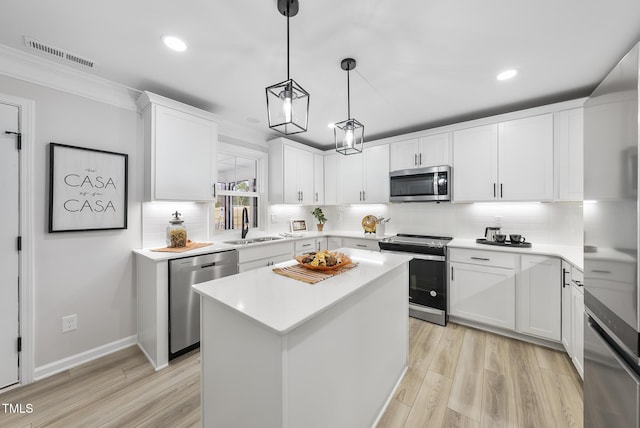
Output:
[294, 250, 352, 270]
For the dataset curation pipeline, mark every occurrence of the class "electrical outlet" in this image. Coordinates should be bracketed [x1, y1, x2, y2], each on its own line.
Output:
[62, 314, 77, 333]
[271, 214, 278, 223]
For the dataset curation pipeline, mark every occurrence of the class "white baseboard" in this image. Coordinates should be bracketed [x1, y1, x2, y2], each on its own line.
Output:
[34, 335, 137, 381]
[372, 365, 408, 428]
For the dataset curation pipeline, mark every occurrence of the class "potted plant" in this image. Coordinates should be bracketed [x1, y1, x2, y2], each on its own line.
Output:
[311, 207, 327, 232]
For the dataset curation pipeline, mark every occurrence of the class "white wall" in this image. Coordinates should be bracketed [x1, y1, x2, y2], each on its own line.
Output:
[0, 75, 142, 368]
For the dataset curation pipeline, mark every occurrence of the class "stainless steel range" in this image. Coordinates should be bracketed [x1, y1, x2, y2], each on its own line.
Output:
[379, 234, 452, 326]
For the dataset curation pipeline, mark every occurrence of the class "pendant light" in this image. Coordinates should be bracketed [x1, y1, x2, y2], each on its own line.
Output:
[334, 58, 364, 155]
[265, 0, 309, 135]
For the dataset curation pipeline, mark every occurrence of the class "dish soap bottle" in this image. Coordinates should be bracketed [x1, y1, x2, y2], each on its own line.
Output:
[166, 211, 187, 248]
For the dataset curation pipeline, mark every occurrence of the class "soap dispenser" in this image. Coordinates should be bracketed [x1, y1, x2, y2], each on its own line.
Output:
[166, 211, 188, 248]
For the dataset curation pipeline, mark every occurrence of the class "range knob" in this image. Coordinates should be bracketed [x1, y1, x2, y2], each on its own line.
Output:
[430, 290, 437, 297]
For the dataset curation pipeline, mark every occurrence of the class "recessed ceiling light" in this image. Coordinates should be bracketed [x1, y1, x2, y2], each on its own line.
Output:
[497, 69, 518, 81]
[162, 35, 187, 52]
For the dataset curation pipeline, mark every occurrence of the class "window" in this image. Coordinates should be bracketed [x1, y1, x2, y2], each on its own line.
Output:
[215, 149, 263, 232]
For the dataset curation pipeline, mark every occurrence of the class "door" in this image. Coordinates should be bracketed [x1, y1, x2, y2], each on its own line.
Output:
[0, 102, 20, 389]
[517, 255, 561, 341]
[452, 124, 498, 202]
[363, 144, 389, 203]
[390, 138, 419, 171]
[498, 114, 554, 201]
[449, 262, 515, 330]
[338, 152, 364, 203]
[561, 261, 573, 355]
[313, 154, 324, 204]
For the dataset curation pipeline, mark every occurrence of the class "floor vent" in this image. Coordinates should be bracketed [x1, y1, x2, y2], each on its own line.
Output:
[24, 36, 96, 69]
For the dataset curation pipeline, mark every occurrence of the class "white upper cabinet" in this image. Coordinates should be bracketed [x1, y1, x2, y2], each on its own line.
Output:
[137, 92, 218, 202]
[453, 124, 498, 202]
[452, 114, 553, 202]
[313, 154, 324, 205]
[269, 138, 319, 205]
[498, 114, 554, 201]
[338, 144, 389, 204]
[555, 108, 584, 201]
[390, 133, 450, 171]
[323, 153, 338, 205]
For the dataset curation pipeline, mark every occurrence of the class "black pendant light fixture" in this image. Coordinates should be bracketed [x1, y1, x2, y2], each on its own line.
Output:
[334, 58, 364, 155]
[265, 0, 309, 135]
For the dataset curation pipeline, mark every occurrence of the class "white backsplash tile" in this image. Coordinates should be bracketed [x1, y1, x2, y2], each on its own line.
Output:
[142, 202, 208, 248]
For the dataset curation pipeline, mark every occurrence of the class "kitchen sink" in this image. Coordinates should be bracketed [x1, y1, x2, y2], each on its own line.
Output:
[223, 236, 284, 245]
[251, 237, 284, 242]
[223, 239, 253, 245]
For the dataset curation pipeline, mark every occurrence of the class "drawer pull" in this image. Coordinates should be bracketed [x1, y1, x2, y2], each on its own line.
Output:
[356, 244, 367, 248]
[591, 269, 611, 274]
[470, 256, 490, 261]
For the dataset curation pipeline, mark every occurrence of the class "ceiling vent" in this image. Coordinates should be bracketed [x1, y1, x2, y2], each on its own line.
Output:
[23, 36, 96, 69]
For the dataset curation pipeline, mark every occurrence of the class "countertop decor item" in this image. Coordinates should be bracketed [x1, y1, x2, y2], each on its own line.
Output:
[265, 0, 309, 135]
[362, 215, 377, 234]
[294, 251, 352, 271]
[166, 211, 188, 247]
[334, 58, 364, 155]
[48, 142, 128, 232]
[475, 238, 532, 248]
[311, 207, 327, 231]
[150, 240, 213, 253]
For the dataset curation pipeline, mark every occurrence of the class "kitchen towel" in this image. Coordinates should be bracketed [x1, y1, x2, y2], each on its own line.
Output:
[272, 262, 358, 284]
[150, 240, 213, 253]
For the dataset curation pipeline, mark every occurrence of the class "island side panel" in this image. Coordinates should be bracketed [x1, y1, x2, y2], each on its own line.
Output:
[135, 255, 169, 370]
[200, 298, 283, 428]
[284, 264, 409, 428]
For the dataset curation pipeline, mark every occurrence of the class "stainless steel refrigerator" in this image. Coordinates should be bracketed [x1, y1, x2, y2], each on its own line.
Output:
[583, 42, 640, 427]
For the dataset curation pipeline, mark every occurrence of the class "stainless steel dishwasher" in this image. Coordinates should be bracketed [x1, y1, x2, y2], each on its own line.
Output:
[169, 249, 238, 359]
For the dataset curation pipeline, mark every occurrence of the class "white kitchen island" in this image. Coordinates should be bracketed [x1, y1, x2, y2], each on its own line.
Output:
[193, 248, 411, 428]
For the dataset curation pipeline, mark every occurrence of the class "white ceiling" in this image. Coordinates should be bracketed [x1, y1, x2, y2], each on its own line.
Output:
[1, 0, 639, 149]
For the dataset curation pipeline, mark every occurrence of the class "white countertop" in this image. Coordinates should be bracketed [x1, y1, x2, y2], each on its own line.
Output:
[448, 238, 584, 271]
[133, 230, 389, 262]
[192, 248, 412, 335]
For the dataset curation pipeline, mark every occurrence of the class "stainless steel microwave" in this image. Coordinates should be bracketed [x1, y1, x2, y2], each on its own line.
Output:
[389, 165, 451, 202]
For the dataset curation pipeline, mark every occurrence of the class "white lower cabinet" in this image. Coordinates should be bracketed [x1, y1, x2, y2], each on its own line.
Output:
[449, 248, 562, 343]
[561, 261, 573, 354]
[237, 241, 294, 273]
[341, 237, 380, 252]
[294, 237, 330, 255]
[571, 283, 584, 378]
[450, 261, 516, 330]
[517, 255, 561, 341]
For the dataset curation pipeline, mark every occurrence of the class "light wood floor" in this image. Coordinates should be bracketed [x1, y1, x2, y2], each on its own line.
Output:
[377, 318, 583, 428]
[0, 319, 582, 428]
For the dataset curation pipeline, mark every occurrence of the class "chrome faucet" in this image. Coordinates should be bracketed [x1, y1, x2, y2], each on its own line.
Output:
[241, 207, 249, 239]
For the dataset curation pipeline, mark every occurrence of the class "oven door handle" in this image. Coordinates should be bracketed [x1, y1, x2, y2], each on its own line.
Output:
[380, 249, 445, 262]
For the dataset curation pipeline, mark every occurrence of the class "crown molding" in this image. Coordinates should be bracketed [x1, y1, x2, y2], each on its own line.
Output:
[0, 44, 140, 111]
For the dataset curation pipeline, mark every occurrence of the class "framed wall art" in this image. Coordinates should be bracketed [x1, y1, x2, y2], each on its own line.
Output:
[48, 143, 128, 232]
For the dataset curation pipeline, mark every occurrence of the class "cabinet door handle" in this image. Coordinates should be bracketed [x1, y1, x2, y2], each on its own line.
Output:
[592, 270, 611, 274]
[562, 269, 567, 288]
[362, 190, 365, 201]
[315, 192, 318, 202]
[414, 154, 418, 166]
[493, 183, 496, 198]
[451, 266, 454, 281]
[301, 191, 304, 201]
[419, 153, 422, 165]
[470, 256, 490, 261]
[212, 184, 216, 198]
[500, 183, 503, 198]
